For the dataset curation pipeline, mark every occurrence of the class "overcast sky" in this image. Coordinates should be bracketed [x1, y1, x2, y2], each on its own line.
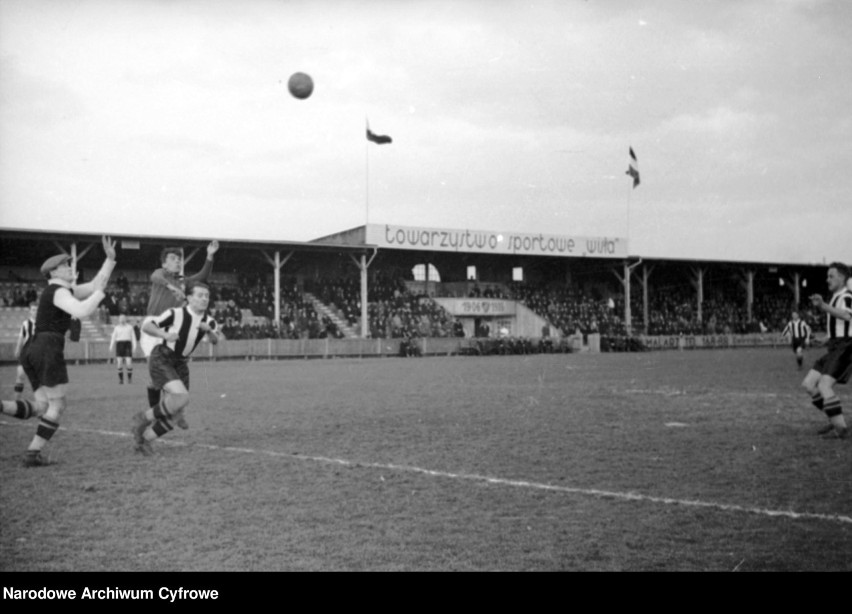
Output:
[1, 0, 849, 265]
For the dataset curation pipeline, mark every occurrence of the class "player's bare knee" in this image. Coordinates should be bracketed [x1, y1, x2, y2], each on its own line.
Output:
[44, 397, 66, 421]
[32, 399, 49, 417]
[817, 378, 835, 399]
[168, 392, 190, 411]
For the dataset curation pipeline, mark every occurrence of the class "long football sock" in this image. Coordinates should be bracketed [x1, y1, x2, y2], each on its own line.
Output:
[1, 400, 34, 419]
[145, 418, 174, 441]
[146, 386, 160, 408]
[149, 398, 174, 421]
[823, 396, 847, 430]
[29, 417, 60, 451]
[811, 393, 824, 412]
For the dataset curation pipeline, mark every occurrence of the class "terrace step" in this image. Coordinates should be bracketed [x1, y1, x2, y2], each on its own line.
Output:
[303, 292, 360, 339]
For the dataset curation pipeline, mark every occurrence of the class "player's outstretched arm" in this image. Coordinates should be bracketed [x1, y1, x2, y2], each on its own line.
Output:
[54, 275, 109, 320]
[185, 240, 218, 285]
[75, 236, 117, 299]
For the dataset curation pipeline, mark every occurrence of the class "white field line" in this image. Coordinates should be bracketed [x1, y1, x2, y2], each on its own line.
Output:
[4, 421, 852, 525]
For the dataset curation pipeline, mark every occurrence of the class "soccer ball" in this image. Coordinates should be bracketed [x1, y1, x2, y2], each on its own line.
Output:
[287, 72, 313, 99]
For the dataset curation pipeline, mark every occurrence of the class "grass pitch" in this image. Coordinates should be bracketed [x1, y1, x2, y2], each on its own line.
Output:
[1, 348, 850, 571]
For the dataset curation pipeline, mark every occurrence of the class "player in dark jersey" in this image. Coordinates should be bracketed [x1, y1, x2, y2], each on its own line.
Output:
[801, 262, 852, 439]
[139, 241, 219, 423]
[780, 310, 811, 370]
[0, 237, 117, 466]
[132, 282, 219, 456]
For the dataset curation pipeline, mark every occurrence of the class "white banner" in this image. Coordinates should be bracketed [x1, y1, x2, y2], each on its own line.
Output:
[435, 298, 518, 317]
[366, 224, 627, 258]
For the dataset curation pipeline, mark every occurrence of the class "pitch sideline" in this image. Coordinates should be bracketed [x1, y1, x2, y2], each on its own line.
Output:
[4, 420, 851, 526]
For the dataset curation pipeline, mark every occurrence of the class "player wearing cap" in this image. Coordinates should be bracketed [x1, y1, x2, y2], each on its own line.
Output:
[0, 237, 117, 467]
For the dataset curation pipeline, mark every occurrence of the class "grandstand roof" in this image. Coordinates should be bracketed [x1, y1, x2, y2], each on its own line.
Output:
[0, 226, 828, 273]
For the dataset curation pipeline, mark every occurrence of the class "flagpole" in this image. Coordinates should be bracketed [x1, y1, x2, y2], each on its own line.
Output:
[365, 116, 370, 227]
[625, 146, 639, 254]
[626, 181, 632, 252]
[366, 135, 370, 227]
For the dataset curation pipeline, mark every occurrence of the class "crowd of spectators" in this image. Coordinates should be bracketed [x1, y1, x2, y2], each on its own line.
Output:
[0, 282, 39, 307]
[212, 273, 346, 340]
[507, 281, 629, 339]
[507, 279, 819, 342]
[7, 260, 822, 347]
[103, 270, 821, 343]
[626, 285, 820, 337]
[304, 272, 462, 340]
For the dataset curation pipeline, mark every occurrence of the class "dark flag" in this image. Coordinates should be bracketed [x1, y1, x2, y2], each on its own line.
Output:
[626, 146, 640, 188]
[366, 121, 392, 144]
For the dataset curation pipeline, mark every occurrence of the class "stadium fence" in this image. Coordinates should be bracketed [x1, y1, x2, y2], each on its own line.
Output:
[0, 332, 787, 364]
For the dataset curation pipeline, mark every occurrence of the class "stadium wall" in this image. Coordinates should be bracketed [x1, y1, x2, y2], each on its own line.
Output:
[0, 333, 786, 364]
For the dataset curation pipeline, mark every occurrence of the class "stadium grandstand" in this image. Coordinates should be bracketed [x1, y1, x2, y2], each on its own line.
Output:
[0, 224, 828, 362]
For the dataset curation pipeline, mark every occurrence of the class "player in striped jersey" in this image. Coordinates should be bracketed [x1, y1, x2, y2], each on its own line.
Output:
[779, 310, 811, 370]
[139, 241, 219, 419]
[801, 262, 852, 439]
[131, 281, 219, 456]
[11, 302, 38, 400]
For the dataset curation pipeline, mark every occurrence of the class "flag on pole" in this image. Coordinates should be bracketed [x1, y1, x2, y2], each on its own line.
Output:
[366, 120, 392, 144]
[626, 146, 640, 188]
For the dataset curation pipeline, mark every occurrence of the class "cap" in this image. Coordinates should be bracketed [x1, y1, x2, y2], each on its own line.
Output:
[40, 254, 72, 277]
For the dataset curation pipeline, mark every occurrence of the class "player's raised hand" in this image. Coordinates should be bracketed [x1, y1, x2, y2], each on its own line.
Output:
[102, 236, 117, 261]
[207, 240, 220, 257]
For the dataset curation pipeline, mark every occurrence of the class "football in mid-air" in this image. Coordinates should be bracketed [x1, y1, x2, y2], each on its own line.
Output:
[287, 72, 313, 99]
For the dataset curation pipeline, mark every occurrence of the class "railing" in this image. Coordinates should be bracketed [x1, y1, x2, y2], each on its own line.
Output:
[0, 332, 789, 364]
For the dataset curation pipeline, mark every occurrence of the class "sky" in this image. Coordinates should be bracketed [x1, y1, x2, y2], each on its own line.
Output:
[1, 0, 850, 265]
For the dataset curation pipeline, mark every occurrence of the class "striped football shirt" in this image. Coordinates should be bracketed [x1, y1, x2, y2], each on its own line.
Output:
[826, 289, 852, 339]
[19, 318, 35, 344]
[149, 305, 218, 358]
[781, 319, 810, 340]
